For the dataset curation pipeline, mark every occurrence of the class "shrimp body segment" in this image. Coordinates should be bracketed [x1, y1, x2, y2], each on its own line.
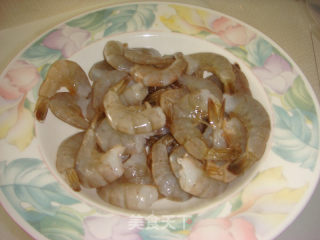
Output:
[131, 53, 187, 87]
[97, 182, 159, 210]
[224, 94, 271, 174]
[35, 60, 91, 121]
[103, 79, 166, 135]
[56, 132, 84, 192]
[177, 154, 228, 198]
[151, 135, 190, 201]
[185, 53, 236, 93]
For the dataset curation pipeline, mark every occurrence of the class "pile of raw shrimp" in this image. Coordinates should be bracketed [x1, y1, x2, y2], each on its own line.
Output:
[35, 40, 271, 211]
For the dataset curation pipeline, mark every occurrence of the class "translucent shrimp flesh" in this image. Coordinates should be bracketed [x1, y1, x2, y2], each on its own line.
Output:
[224, 93, 271, 174]
[131, 53, 187, 87]
[151, 135, 190, 201]
[124, 47, 175, 65]
[49, 92, 90, 129]
[97, 182, 159, 210]
[177, 154, 228, 198]
[56, 132, 84, 191]
[184, 53, 236, 93]
[75, 117, 126, 188]
[35, 59, 91, 121]
[103, 79, 166, 135]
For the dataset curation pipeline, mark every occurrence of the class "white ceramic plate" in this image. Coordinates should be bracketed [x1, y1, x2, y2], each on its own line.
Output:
[1, 2, 319, 240]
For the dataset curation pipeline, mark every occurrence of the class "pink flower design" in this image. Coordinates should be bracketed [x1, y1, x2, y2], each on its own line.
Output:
[252, 54, 296, 94]
[188, 218, 257, 240]
[211, 17, 256, 46]
[43, 25, 90, 58]
[0, 60, 40, 100]
[0, 60, 39, 149]
[83, 215, 143, 240]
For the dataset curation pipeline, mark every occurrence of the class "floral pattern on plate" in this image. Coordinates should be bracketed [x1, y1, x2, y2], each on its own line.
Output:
[0, 3, 319, 240]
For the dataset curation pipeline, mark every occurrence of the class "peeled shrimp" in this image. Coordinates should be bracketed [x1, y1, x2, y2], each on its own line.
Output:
[151, 135, 190, 201]
[56, 132, 84, 191]
[91, 70, 128, 111]
[96, 118, 148, 154]
[76, 117, 126, 188]
[131, 53, 187, 87]
[120, 81, 148, 106]
[35, 60, 91, 121]
[184, 53, 236, 93]
[123, 152, 153, 184]
[88, 60, 114, 82]
[169, 145, 187, 178]
[171, 91, 239, 162]
[103, 79, 166, 135]
[124, 47, 175, 65]
[224, 93, 271, 174]
[49, 92, 90, 129]
[103, 40, 134, 72]
[177, 154, 228, 198]
[97, 182, 159, 210]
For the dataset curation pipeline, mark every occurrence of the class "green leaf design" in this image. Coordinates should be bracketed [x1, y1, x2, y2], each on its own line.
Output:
[246, 37, 273, 66]
[21, 35, 62, 67]
[0, 158, 79, 222]
[230, 194, 243, 212]
[67, 8, 114, 34]
[103, 4, 157, 36]
[282, 76, 316, 115]
[227, 46, 249, 63]
[30, 206, 84, 240]
[272, 105, 319, 170]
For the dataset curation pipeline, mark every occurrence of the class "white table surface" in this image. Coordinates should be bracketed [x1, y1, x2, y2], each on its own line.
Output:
[1, 0, 320, 239]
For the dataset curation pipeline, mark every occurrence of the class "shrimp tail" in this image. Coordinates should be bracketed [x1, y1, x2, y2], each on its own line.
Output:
[65, 168, 81, 192]
[34, 96, 49, 121]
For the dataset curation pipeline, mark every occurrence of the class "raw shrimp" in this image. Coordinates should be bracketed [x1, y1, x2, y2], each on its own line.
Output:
[35, 60, 91, 121]
[232, 63, 252, 95]
[91, 70, 128, 111]
[56, 132, 84, 191]
[88, 60, 114, 82]
[103, 79, 166, 135]
[169, 145, 187, 178]
[224, 93, 271, 174]
[151, 135, 190, 201]
[184, 53, 236, 93]
[178, 74, 223, 103]
[96, 118, 148, 154]
[131, 53, 187, 87]
[123, 152, 153, 184]
[76, 117, 126, 188]
[120, 81, 148, 106]
[177, 154, 228, 198]
[49, 92, 90, 129]
[170, 92, 240, 162]
[205, 160, 237, 183]
[97, 182, 159, 210]
[124, 47, 175, 65]
[103, 40, 134, 72]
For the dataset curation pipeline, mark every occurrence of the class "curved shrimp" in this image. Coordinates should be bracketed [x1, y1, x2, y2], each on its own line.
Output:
[170, 91, 240, 162]
[169, 145, 187, 178]
[177, 154, 228, 198]
[184, 52, 236, 93]
[124, 47, 175, 65]
[49, 92, 90, 129]
[103, 79, 166, 135]
[76, 116, 126, 188]
[120, 81, 148, 106]
[35, 60, 91, 121]
[103, 40, 134, 72]
[131, 53, 187, 87]
[151, 135, 190, 201]
[97, 182, 159, 210]
[224, 93, 271, 174]
[56, 132, 84, 191]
